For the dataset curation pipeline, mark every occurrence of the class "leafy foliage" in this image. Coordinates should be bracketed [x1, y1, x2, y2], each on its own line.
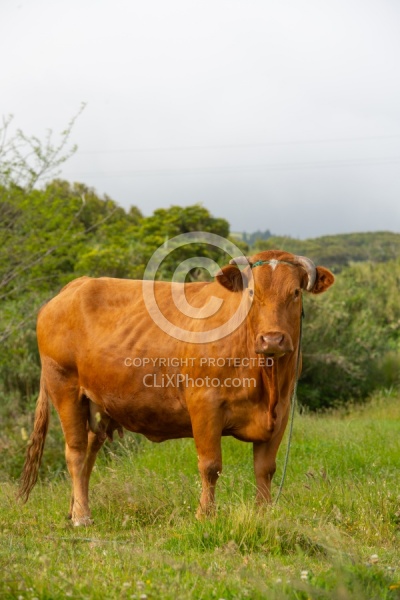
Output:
[136, 204, 231, 280]
[299, 259, 400, 408]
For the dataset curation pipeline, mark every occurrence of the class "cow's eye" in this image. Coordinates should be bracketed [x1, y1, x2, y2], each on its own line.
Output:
[294, 289, 300, 300]
[248, 289, 254, 297]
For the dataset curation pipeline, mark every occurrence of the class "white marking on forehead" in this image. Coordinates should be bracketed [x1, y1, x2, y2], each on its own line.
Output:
[269, 259, 279, 271]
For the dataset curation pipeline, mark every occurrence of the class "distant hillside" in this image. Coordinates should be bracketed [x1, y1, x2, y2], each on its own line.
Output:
[231, 229, 272, 246]
[250, 231, 400, 272]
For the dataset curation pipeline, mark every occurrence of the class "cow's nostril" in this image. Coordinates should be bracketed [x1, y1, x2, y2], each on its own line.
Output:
[256, 332, 293, 355]
[262, 333, 284, 347]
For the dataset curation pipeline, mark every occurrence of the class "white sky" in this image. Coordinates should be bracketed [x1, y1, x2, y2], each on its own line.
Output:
[1, 0, 400, 238]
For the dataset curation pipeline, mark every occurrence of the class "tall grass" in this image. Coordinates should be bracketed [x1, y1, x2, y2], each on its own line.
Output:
[1, 389, 400, 599]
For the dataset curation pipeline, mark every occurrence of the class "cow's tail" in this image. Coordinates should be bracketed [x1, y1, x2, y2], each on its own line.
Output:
[17, 377, 50, 503]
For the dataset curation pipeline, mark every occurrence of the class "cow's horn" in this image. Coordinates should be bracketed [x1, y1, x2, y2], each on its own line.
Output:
[229, 256, 251, 266]
[294, 255, 316, 291]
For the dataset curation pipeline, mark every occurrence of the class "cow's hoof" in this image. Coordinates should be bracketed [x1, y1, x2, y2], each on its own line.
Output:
[195, 505, 215, 520]
[195, 507, 205, 521]
[72, 516, 94, 527]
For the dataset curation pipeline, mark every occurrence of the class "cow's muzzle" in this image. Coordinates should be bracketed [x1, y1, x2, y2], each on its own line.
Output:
[255, 331, 294, 356]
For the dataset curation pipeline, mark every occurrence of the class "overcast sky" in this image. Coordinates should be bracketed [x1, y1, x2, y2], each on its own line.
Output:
[2, 0, 400, 238]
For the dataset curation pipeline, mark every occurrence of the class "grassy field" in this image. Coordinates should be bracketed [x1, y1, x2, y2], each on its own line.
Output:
[1, 390, 400, 599]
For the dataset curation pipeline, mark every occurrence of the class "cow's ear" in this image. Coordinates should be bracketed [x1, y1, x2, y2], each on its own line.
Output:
[215, 265, 246, 292]
[309, 266, 335, 294]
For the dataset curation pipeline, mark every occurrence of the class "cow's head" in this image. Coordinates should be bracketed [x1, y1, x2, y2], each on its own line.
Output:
[216, 250, 334, 356]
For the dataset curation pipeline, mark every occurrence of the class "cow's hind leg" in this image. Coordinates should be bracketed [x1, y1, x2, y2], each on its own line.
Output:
[61, 399, 94, 526]
[67, 429, 106, 523]
[67, 400, 123, 523]
[67, 399, 112, 524]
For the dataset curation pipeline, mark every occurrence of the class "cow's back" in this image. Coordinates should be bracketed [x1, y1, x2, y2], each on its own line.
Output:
[37, 277, 149, 367]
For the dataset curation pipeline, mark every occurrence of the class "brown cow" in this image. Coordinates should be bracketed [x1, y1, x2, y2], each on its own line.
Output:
[19, 250, 334, 524]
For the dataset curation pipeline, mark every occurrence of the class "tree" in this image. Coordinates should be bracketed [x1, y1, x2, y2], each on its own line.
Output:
[0, 109, 140, 397]
[0, 106, 85, 191]
[136, 204, 231, 280]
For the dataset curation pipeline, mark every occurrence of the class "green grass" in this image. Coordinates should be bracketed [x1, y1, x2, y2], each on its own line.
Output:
[1, 390, 400, 599]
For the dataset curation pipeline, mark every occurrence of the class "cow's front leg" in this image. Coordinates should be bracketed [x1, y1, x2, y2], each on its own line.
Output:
[192, 416, 222, 519]
[253, 441, 277, 503]
[253, 405, 290, 504]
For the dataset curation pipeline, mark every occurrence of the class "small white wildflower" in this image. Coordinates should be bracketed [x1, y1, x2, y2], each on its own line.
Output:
[300, 570, 309, 580]
[370, 554, 379, 564]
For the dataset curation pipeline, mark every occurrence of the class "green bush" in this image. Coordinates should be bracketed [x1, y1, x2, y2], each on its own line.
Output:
[299, 259, 400, 409]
